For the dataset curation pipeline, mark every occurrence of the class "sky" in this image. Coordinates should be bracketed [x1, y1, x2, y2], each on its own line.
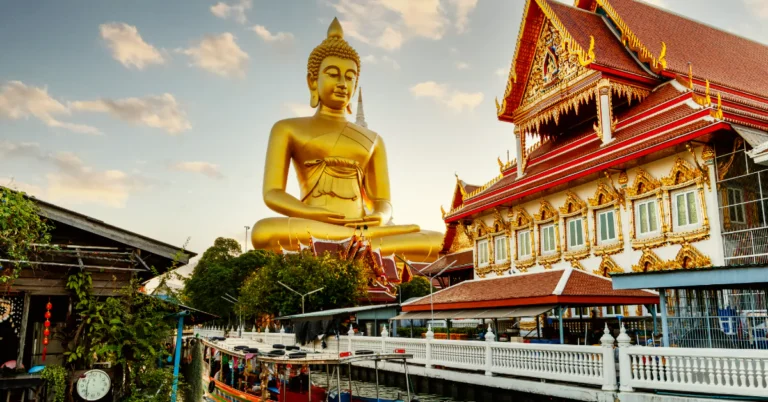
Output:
[2, 0, 768, 266]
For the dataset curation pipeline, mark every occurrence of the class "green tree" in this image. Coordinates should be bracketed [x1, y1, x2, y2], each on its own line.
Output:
[239, 251, 367, 319]
[184, 238, 271, 319]
[397, 275, 431, 301]
[0, 186, 52, 284]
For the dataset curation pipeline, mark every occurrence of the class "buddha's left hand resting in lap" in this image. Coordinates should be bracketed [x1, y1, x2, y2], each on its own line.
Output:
[250, 18, 442, 262]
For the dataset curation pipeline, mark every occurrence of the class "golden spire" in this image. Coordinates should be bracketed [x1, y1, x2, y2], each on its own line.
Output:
[441, 205, 446, 218]
[705, 80, 711, 104]
[328, 17, 343, 39]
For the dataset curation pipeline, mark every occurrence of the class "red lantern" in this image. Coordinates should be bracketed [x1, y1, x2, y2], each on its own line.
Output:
[42, 298, 52, 361]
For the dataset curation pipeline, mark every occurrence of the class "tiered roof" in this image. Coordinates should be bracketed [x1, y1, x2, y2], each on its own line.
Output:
[280, 235, 413, 302]
[447, 0, 768, 222]
[402, 268, 658, 311]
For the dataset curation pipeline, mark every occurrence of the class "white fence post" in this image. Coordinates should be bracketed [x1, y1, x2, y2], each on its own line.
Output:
[617, 324, 634, 392]
[381, 324, 389, 353]
[600, 324, 618, 391]
[484, 323, 495, 376]
[425, 325, 434, 369]
[348, 326, 354, 352]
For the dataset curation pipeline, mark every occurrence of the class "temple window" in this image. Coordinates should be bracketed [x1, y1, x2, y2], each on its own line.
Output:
[540, 224, 556, 255]
[476, 239, 489, 267]
[635, 198, 660, 236]
[726, 188, 746, 224]
[566, 217, 585, 249]
[597, 209, 617, 244]
[517, 230, 532, 259]
[605, 305, 624, 315]
[494, 235, 508, 263]
[672, 188, 700, 229]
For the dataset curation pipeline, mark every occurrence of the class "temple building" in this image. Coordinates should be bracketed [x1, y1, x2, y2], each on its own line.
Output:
[411, 0, 768, 346]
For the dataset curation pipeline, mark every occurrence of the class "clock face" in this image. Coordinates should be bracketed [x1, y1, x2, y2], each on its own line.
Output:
[76, 370, 111, 401]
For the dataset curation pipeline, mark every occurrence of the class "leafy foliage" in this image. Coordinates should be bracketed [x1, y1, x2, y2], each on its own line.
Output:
[0, 187, 52, 284]
[40, 365, 68, 402]
[397, 275, 431, 302]
[184, 240, 271, 319]
[239, 251, 368, 319]
[64, 269, 186, 401]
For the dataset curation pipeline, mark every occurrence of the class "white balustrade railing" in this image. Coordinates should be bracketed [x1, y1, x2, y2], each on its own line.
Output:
[619, 346, 768, 397]
[194, 324, 768, 399]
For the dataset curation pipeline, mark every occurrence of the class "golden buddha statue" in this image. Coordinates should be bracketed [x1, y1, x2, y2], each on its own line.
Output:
[251, 18, 442, 262]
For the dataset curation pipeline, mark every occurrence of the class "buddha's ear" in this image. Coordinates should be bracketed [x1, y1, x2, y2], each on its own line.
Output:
[307, 73, 319, 108]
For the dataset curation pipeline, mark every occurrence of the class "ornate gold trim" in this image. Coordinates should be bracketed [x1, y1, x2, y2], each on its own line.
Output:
[560, 191, 590, 260]
[590, 179, 625, 251]
[636, 305, 644, 316]
[595, 0, 666, 73]
[564, 247, 590, 261]
[497, 0, 532, 117]
[535, 0, 596, 67]
[593, 255, 624, 277]
[661, 156, 710, 242]
[627, 169, 668, 249]
[666, 227, 710, 244]
[569, 259, 586, 271]
[632, 248, 665, 272]
[593, 241, 624, 256]
[674, 241, 712, 269]
[509, 207, 536, 271]
[534, 200, 561, 268]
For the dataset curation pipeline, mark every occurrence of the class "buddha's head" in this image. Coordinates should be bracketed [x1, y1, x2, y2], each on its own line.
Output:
[307, 18, 360, 114]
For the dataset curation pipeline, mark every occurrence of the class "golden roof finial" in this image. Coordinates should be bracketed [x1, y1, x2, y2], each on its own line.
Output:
[705, 80, 711, 105]
[658, 42, 667, 70]
[711, 92, 724, 120]
[441, 205, 446, 218]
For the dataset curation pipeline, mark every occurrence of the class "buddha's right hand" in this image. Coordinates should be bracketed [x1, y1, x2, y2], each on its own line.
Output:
[300, 206, 347, 224]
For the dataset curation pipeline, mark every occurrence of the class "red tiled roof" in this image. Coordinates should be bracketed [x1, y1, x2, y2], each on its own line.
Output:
[419, 250, 474, 276]
[548, 0, 652, 79]
[402, 269, 657, 311]
[607, 0, 768, 98]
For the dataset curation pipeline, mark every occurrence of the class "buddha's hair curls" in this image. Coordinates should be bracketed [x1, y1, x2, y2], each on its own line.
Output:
[307, 18, 360, 80]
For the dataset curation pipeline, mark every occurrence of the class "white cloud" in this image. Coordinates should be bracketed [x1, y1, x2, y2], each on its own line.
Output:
[456, 61, 470, 70]
[376, 26, 404, 50]
[0, 81, 100, 135]
[283, 102, 316, 117]
[210, 0, 252, 24]
[410, 80, 483, 112]
[328, 0, 472, 51]
[744, 0, 768, 18]
[99, 23, 166, 70]
[251, 25, 295, 43]
[70, 93, 191, 135]
[180, 33, 249, 78]
[0, 141, 146, 208]
[495, 67, 507, 77]
[361, 54, 401, 70]
[171, 161, 224, 179]
[450, 0, 478, 33]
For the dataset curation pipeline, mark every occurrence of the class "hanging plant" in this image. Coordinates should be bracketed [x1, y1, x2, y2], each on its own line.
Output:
[40, 365, 68, 402]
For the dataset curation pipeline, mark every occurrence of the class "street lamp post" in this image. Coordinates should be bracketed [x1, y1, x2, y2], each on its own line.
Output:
[278, 281, 325, 314]
[221, 293, 242, 337]
[396, 256, 455, 327]
[244, 226, 250, 252]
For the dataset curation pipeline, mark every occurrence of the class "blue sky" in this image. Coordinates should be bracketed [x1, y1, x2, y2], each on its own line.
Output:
[2, 0, 767, 260]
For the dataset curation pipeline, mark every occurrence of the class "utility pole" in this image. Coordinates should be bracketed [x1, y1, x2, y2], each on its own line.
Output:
[244, 225, 250, 252]
[278, 281, 325, 314]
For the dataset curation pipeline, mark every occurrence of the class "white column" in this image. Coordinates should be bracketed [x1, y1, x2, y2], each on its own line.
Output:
[515, 130, 524, 178]
[425, 325, 434, 369]
[600, 324, 618, 391]
[597, 79, 613, 145]
[617, 324, 634, 392]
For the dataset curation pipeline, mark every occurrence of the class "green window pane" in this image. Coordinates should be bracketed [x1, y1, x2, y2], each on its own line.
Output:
[687, 192, 698, 224]
[576, 220, 583, 245]
[676, 194, 686, 226]
[599, 214, 607, 241]
[648, 202, 658, 232]
[607, 211, 616, 240]
[639, 204, 648, 234]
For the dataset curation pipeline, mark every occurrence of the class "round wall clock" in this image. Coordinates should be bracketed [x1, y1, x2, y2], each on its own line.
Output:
[76, 369, 111, 401]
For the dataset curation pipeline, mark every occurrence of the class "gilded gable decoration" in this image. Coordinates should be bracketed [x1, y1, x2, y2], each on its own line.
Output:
[560, 191, 587, 216]
[447, 222, 474, 254]
[631, 248, 665, 272]
[627, 169, 668, 250]
[661, 157, 710, 244]
[492, 208, 510, 234]
[674, 242, 712, 269]
[588, 180, 624, 209]
[534, 200, 559, 222]
[509, 207, 534, 230]
[473, 219, 491, 238]
[593, 255, 624, 278]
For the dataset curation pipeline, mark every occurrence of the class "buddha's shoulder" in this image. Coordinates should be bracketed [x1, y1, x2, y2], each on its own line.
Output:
[345, 122, 378, 139]
[271, 117, 312, 131]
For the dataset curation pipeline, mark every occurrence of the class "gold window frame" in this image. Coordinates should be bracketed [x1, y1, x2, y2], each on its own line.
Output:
[534, 200, 561, 269]
[661, 157, 710, 244]
[560, 190, 590, 261]
[589, 181, 624, 256]
[508, 207, 536, 271]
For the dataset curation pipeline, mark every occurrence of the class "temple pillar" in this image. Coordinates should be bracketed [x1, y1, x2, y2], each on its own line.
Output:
[515, 129, 524, 178]
[597, 79, 614, 145]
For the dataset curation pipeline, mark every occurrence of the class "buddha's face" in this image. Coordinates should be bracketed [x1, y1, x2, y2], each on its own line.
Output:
[312, 56, 358, 111]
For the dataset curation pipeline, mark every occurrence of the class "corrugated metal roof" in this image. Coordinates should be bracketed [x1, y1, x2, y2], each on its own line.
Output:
[275, 304, 400, 320]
